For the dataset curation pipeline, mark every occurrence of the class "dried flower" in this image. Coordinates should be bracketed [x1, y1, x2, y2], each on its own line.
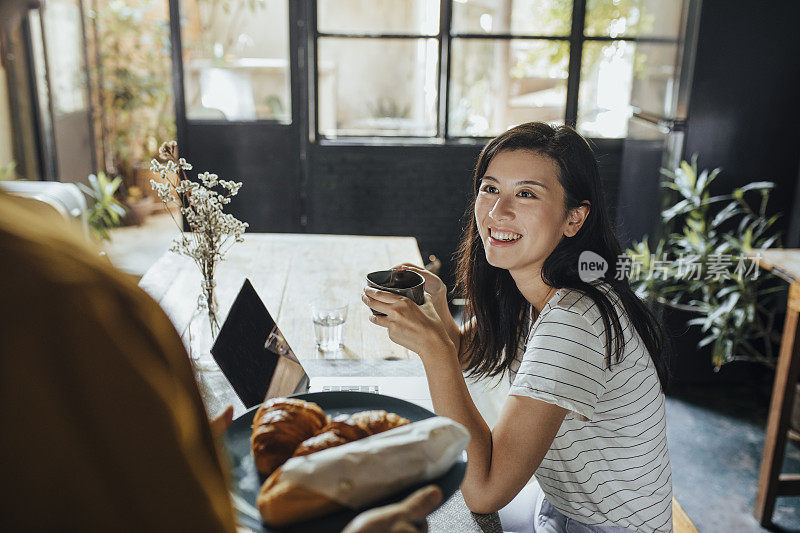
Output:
[158, 140, 178, 161]
[149, 141, 248, 333]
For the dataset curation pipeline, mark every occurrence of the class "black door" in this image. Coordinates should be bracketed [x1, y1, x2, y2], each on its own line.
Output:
[169, 0, 306, 232]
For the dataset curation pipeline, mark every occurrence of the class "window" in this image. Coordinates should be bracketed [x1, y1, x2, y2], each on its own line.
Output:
[316, 0, 440, 137]
[578, 0, 684, 138]
[449, 0, 571, 137]
[180, 0, 291, 122]
[314, 0, 684, 139]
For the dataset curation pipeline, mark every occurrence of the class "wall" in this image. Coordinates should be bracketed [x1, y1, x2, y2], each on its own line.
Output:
[307, 140, 624, 289]
[683, 0, 800, 244]
[184, 122, 301, 234]
[308, 143, 479, 288]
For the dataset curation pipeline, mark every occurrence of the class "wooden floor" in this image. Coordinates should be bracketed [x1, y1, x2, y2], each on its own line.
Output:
[673, 497, 698, 533]
[105, 213, 175, 277]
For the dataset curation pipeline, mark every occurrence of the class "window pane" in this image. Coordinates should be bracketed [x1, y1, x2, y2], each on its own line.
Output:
[629, 42, 680, 117]
[317, 0, 439, 35]
[180, 0, 290, 121]
[42, 0, 88, 115]
[451, 0, 572, 36]
[449, 39, 567, 137]
[577, 41, 677, 138]
[317, 38, 438, 137]
[584, 0, 683, 39]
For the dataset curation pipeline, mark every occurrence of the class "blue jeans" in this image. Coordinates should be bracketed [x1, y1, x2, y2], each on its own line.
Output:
[498, 479, 637, 533]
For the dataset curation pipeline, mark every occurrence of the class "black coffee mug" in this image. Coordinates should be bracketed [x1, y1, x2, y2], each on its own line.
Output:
[366, 269, 425, 316]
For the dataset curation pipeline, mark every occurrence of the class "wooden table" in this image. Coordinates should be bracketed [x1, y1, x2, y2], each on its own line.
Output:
[140, 233, 423, 360]
[139, 233, 423, 416]
[138, 234, 501, 533]
[751, 249, 800, 526]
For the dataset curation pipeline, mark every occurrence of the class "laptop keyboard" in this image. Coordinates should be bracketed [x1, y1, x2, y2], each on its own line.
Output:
[321, 385, 380, 393]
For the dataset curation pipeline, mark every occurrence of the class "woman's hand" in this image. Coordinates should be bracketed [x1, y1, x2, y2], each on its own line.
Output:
[342, 485, 442, 533]
[392, 264, 461, 354]
[363, 289, 454, 360]
[393, 263, 447, 315]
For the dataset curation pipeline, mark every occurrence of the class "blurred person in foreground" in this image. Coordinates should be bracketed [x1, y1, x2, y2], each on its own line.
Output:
[0, 188, 442, 532]
[0, 3, 441, 520]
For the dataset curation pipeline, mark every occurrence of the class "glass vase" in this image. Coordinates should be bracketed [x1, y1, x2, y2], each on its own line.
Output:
[200, 278, 221, 337]
[185, 278, 221, 372]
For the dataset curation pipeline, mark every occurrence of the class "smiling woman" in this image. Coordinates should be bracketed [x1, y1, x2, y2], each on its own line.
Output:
[363, 122, 673, 533]
[456, 123, 668, 386]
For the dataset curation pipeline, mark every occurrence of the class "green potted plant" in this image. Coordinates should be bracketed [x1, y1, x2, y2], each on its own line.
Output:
[627, 156, 784, 379]
[79, 172, 126, 240]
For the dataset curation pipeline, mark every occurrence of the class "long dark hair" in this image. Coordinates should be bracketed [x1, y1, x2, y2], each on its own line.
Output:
[455, 122, 669, 391]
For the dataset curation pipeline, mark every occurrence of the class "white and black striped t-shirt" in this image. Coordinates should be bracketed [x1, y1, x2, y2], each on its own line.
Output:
[508, 282, 672, 533]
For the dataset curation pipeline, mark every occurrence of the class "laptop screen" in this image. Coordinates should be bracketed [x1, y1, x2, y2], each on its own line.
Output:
[210, 279, 308, 407]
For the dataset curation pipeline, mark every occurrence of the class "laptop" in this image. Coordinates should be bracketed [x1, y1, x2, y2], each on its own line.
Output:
[210, 279, 433, 411]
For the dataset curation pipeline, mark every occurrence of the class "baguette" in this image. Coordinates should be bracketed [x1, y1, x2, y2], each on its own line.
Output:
[255, 417, 470, 527]
[257, 467, 344, 527]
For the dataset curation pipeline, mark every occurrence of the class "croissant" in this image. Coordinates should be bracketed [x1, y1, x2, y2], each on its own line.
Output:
[350, 410, 409, 434]
[292, 410, 409, 457]
[250, 398, 328, 476]
[292, 414, 370, 457]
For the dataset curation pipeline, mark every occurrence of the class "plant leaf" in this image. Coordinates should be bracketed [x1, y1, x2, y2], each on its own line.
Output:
[700, 194, 733, 206]
[739, 181, 775, 193]
[698, 334, 717, 348]
[711, 204, 745, 227]
[662, 199, 692, 222]
[681, 160, 696, 187]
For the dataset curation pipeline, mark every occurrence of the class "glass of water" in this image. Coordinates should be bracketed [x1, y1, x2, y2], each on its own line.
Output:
[310, 301, 348, 352]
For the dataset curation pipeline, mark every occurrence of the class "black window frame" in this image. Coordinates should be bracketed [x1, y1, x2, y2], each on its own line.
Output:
[311, 0, 685, 143]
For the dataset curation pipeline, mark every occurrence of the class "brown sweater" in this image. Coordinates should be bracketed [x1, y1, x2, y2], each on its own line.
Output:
[0, 192, 236, 532]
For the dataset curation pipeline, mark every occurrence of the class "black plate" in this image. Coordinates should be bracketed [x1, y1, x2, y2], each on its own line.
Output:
[223, 391, 467, 532]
